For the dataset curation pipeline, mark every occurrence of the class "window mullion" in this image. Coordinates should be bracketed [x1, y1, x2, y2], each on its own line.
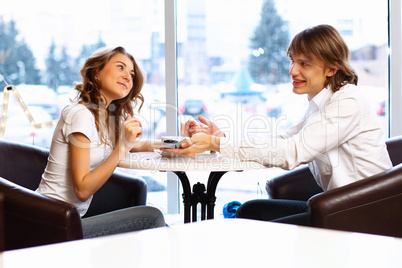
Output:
[390, 0, 402, 136]
[164, 0, 180, 214]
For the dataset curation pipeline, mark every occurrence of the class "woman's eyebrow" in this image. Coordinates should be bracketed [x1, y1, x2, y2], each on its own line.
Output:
[115, 61, 134, 73]
[115, 60, 127, 66]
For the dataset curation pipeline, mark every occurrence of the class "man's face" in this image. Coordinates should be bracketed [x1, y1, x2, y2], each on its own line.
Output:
[289, 53, 335, 100]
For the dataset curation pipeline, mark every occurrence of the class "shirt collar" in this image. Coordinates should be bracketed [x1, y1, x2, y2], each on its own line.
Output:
[310, 87, 333, 110]
[304, 87, 333, 118]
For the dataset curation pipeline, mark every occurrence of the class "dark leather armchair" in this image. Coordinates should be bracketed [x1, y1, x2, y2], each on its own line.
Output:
[0, 193, 4, 252]
[265, 135, 402, 237]
[0, 139, 147, 250]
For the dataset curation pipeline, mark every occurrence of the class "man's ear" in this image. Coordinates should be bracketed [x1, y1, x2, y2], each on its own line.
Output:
[327, 67, 338, 77]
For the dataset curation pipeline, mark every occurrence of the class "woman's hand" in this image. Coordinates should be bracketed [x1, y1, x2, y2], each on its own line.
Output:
[122, 114, 142, 149]
[162, 132, 220, 158]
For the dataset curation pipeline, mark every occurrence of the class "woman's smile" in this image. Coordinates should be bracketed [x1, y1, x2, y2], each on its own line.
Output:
[117, 81, 128, 90]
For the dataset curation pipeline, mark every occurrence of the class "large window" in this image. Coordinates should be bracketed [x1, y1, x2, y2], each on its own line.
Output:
[176, 0, 388, 218]
[0, 0, 169, 213]
[0, 0, 392, 221]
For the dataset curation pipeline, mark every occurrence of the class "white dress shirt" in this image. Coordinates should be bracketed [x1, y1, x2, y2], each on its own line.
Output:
[220, 84, 392, 191]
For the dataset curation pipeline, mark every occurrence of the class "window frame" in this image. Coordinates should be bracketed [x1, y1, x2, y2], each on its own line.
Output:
[390, 0, 402, 137]
[165, 0, 180, 214]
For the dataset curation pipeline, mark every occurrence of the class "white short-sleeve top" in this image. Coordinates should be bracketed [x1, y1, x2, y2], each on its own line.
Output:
[37, 103, 110, 217]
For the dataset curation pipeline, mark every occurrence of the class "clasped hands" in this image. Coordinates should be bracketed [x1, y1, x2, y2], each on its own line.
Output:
[161, 115, 224, 158]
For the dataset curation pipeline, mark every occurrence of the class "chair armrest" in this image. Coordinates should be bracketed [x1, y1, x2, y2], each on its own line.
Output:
[83, 171, 147, 218]
[308, 164, 402, 237]
[266, 165, 323, 201]
[0, 177, 83, 250]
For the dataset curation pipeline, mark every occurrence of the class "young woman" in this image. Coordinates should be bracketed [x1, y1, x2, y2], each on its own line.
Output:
[36, 47, 165, 237]
[163, 25, 392, 225]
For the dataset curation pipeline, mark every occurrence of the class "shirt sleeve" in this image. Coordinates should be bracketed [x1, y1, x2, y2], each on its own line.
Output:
[219, 92, 367, 170]
[62, 104, 96, 143]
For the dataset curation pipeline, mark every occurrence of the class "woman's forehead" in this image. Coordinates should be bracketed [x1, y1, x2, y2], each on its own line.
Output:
[110, 53, 134, 69]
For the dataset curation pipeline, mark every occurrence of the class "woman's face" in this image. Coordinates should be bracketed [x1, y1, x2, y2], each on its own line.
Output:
[289, 53, 335, 100]
[97, 53, 134, 105]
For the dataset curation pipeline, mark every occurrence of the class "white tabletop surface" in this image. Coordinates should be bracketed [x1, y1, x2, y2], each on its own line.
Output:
[2, 219, 402, 268]
[118, 151, 265, 172]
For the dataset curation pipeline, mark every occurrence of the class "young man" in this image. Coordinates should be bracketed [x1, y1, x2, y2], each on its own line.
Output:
[163, 25, 392, 225]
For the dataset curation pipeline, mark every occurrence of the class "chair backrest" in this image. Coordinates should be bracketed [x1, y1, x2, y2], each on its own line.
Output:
[385, 135, 402, 166]
[0, 138, 147, 221]
[0, 139, 49, 190]
[266, 165, 322, 201]
[0, 193, 4, 252]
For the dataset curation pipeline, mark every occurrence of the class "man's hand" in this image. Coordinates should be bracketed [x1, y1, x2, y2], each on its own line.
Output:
[196, 115, 225, 137]
[180, 118, 201, 137]
[180, 115, 225, 138]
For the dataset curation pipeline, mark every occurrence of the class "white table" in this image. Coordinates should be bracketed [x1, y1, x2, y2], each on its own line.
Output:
[118, 151, 265, 223]
[2, 219, 402, 268]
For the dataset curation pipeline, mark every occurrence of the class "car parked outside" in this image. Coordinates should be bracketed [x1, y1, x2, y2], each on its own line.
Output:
[180, 99, 208, 117]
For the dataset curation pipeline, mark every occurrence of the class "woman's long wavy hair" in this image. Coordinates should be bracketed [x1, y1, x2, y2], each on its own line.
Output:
[74, 46, 144, 147]
[287, 24, 358, 92]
